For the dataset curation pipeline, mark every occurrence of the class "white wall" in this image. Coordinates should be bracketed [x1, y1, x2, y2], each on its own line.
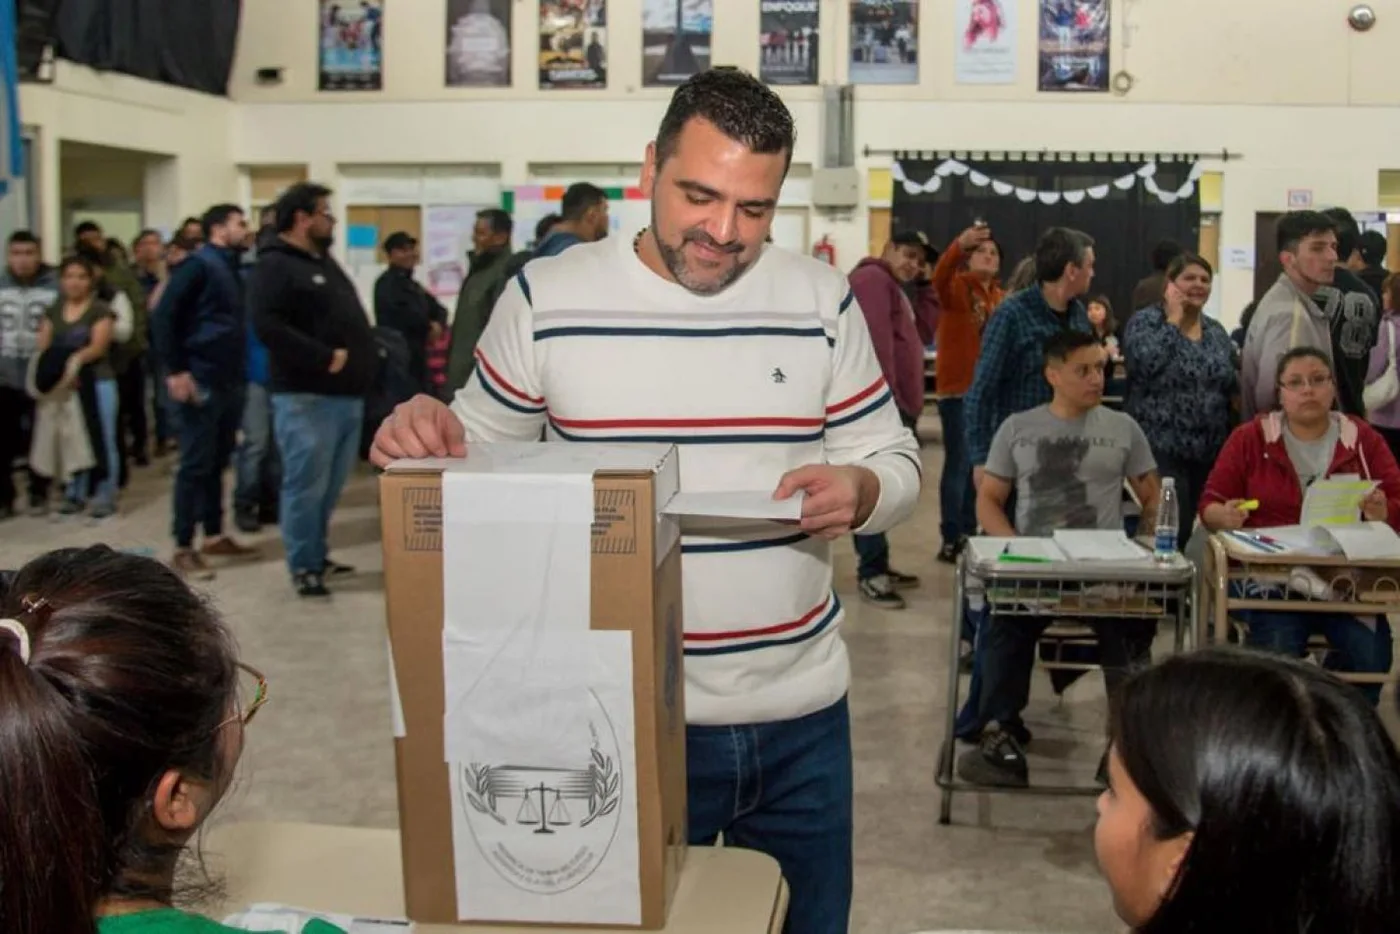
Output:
[19, 61, 237, 260]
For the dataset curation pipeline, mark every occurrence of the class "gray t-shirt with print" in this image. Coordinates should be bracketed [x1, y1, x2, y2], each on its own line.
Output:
[1282, 419, 1339, 489]
[985, 404, 1157, 536]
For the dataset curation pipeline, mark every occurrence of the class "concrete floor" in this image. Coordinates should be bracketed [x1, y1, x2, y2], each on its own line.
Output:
[0, 428, 1172, 934]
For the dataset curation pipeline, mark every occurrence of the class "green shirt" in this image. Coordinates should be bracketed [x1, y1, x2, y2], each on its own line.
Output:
[98, 908, 344, 934]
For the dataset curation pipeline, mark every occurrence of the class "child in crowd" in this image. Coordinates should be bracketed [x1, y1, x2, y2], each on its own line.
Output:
[0, 546, 340, 934]
[1087, 294, 1120, 359]
[1097, 648, 1400, 932]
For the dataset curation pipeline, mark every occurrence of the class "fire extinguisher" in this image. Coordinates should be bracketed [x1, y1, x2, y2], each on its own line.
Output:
[812, 235, 836, 266]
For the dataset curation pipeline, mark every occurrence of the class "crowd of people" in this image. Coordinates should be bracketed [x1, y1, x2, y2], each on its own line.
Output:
[1, 66, 1399, 934]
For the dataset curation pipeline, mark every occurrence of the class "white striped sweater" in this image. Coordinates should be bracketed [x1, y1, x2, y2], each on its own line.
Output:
[450, 232, 922, 726]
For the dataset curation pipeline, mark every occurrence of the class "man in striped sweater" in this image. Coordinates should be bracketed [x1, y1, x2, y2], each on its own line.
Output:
[371, 68, 920, 934]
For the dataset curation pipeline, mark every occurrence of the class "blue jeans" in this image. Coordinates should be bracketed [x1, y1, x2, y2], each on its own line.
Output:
[852, 532, 889, 581]
[172, 383, 244, 547]
[273, 393, 363, 576]
[687, 698, 852, 934]
[935, 397, 976, 546]
[1240, 609, 1393, 706]
[234, 382, 280, 514]
[69, 377, 119, 508]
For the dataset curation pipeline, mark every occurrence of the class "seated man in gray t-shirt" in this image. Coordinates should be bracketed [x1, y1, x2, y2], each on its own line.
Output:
[958, 329, 1163, 789]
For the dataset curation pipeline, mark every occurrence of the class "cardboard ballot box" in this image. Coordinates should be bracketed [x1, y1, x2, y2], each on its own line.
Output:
[380, 444, 687, 928]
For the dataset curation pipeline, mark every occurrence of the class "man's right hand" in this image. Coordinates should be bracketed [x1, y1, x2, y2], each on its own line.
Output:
[167, 371, 197, 403]
[370, 394, 468, 468]
[957, 225, 992, 251]
[328, 349, 349, 374]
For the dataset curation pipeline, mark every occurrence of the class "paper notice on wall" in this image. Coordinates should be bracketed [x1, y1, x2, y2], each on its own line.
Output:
[440, 463, 641, 925]
[1224, 246, 1255, 270]
[424, 204, 481, 298]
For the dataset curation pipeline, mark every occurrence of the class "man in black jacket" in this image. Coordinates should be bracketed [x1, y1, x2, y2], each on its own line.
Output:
[250, 182, 378, 597]
[1320, 207, 1380, 416]
[374, 231, 447, 392]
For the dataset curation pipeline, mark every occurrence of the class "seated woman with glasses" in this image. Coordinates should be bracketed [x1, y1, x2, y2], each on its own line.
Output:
[1097, 648, 1400, 932]
[1198, 346, 1400, 702]
[0, 546, 340, 934]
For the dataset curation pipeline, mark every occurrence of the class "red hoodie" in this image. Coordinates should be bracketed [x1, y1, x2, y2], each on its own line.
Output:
[848, 257, 925, 419]
[1200, 412, 1400, 532]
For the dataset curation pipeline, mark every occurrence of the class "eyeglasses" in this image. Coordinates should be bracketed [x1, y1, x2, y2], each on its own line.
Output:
[1279, 375, 1333, 392]
[217, 662, 269, 731]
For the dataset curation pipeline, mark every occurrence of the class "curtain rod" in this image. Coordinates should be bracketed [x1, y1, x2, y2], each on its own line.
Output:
[863, 147, 1239, 162]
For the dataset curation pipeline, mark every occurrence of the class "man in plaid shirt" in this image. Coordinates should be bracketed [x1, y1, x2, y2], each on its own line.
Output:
[966, 227, 1096, 487]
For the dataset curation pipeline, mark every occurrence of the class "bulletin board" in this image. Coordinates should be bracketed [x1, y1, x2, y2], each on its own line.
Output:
[504, 185, 651, 252]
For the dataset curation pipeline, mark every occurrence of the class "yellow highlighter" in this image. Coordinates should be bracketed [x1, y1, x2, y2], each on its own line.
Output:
[1239, 499, 1260, 513]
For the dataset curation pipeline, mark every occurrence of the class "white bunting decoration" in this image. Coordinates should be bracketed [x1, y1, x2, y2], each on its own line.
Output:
[889, 159, 1201, 207]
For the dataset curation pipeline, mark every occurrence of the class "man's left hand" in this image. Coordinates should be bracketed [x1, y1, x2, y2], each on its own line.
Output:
[773, 465, 879, 540]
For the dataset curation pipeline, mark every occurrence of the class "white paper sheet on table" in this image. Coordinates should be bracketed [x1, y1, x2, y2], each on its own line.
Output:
[438, 468, 641, 926]
[1300, 478, 1377, 527]
[1051, 529, 1151, 561]
[661, 489, 803, 521]
[223, 903, 410, 933]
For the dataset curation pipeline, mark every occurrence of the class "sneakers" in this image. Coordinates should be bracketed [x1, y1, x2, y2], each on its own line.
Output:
[88, 502, 116, 520]
[202, 536, 258, 560]
[858, 574, 906, 609]
[234, 507, 262, 534]
[887, 568, 920, 590]
[172, 549, 216, 581]
[957, 725, 1030, 788]
[295, 571, 330, 598]
[937, 537, 970, 565]
[57, 499, 84, 516]
[323, 558, 356, 578]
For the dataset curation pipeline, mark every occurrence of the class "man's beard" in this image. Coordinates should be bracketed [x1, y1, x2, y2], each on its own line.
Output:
[312, 232, 335, 252]
[651, 204, 751, 296]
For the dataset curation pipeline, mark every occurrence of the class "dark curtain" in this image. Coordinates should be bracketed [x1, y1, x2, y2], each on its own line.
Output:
[892, 157, 1200, 320]
[53, 0, 242, 96]
[16, 0, 60, 78]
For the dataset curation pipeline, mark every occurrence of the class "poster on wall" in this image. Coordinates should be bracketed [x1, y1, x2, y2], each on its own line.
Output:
[424, 205, 483, 298]
[1038, 0, 1109, 92]
[641, 0, 713, 87]
[318, 0, 383, 91]
[446, 0, 512, 88]
[540, 0, 608, 89]
[848, 0, 918, 85]
[759, 1, 819, 86]
[954, 0, 1015, 85]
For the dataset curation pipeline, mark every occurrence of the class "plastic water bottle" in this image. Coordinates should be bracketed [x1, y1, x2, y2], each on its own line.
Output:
[1154, 478, 1179, 563]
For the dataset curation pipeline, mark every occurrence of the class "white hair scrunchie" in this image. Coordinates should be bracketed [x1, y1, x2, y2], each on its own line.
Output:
[0, 619, 31, 664]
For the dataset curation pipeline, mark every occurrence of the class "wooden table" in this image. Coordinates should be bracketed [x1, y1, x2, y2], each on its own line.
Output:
[200, 821, 788, 933]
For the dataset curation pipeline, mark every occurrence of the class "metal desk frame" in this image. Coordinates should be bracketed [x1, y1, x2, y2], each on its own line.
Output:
[936, 543, 1197, 824]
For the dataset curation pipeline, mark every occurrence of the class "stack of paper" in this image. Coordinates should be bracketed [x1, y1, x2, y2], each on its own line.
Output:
[1051, 529, 1152, 562]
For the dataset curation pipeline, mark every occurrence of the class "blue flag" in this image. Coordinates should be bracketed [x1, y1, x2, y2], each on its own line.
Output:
[0, 0, 23, 205]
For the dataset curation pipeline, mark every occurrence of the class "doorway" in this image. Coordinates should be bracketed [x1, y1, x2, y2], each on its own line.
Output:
[1253, 212, 1283, 304]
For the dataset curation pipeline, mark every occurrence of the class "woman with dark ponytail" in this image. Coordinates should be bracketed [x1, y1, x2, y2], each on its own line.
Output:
[1096, 648, 1400, 932]
[0, 546, 329, 934]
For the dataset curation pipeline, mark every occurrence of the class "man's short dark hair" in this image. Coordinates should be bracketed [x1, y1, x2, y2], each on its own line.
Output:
[201, 204, 245, 239]
[73, 220, 100, 239]
[1150, 239, 1183, 272]
[477, 208, 513, 237]
[180, 216, 202, 231]
[273, 183, 333, 233]
[534, 213, 561, 242]
[7, 230, 38, 247]
[654, 67, 796, 172]
[132, 229, 161, 250]
[1043, 328, 1101, 364]
[1321, 207, 1360, 259]
[560, 183, 607, 222]
[1033, 227, 1095, 283]
[1359, 229, 1388, 267]
[1276, 211, 1338, 254]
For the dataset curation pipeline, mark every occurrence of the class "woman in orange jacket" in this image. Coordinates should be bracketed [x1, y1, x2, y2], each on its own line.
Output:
[931, 224, 1004, 562]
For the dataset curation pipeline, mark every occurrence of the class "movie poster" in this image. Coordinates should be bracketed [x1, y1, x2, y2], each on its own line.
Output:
[318, 0, 383, 91]
[1038, 0, 1109, 92]
[759, 0, 819, 86]
[848, 0, 918, 85]
[446, 0, 512, 88]
[540, 0, 607, 89]
[955, 0, 1015, 85]
[641, 0, 713, 87]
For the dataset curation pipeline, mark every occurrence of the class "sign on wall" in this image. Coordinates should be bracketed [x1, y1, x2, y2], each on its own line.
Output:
[540, 0, 607, 89]
[848, 0, 919, 85]
[1037, 0, 1109, 92]
[641, 0, 713, 87]
[447, 0, 512, 88]
[759, 0, 819, 86]
[954, 0, 1016, 85]
[318, 0, 383, 91]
